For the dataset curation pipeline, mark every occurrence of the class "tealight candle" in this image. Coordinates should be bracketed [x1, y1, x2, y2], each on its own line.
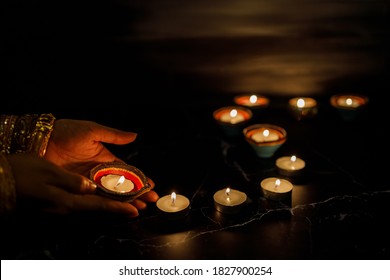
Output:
[233, 94, 270, 109]
[330, 94, 369, 121]
[156, 192, 190, 220]
[100, 175, 134, 192]
[276, 155, 306, 177]
[220, 108, 245, 124]
[90, 162, 153, 202]
[260, 177, 293, 201]
[288, 97, 318, 120]
[251, 128, 280, 142]
[213, 187, 247, 214]
[213, 106, 252, 137]
[243, 123, 287, 158]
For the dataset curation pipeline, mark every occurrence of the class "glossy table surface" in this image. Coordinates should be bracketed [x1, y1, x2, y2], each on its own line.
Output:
[2, 95, 389, 260]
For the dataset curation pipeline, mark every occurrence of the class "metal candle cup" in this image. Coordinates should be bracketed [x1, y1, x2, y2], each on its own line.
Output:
[213, 187, 247, 214]
[156, 192, 190, 220]
[260, 177, 293, 201]
[275, 155, 306, 178]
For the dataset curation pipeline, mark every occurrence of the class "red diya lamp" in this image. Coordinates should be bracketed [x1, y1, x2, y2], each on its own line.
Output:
[213, 106, 252, 137]
[233, 94, 270, 109]
[90, 162, 152, 202]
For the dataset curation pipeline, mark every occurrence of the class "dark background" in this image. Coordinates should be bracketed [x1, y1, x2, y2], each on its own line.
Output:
[1, 0, 390, 260]
[1, 1, 388, 113]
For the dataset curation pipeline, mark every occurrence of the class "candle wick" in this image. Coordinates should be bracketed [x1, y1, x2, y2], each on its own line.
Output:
[225, 187, 231, 201]
[114, 175, 125, 190]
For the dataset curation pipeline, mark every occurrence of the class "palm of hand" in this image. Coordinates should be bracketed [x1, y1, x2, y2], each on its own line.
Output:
[45, 119, 121, 177]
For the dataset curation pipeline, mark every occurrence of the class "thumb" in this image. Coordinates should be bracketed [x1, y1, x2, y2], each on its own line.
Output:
[54, 169, 97, 194]
[91, 123, 138, 145]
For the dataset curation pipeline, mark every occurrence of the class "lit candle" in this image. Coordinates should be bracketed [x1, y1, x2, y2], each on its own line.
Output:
[276, 155, 306, 177]
[288, 97, 318, 120]
[243, 123, 287, 158]
[213, 106, 252, 137]
[220, 109, 245, 124]
[156, 192, 190, 219]
[250, 128, 280, 143]
[90, 161, 153, 202]
[213, 187, 247, 214]
[233, 94, 270, 108]
[100, 175, 134, 192]
[330, 94, 369, 121]
[260, 177, 293, 201]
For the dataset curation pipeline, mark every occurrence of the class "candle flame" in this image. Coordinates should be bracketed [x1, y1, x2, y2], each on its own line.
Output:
[346, 98, 353, 106]
[171, 192, 176, 206]
[275, 179, 281, 189]
[290, 155, 297, 170]
[230, 109, 238, 118]
[263, 129, 270, 138]
[297, 98, 305, 108]
[249, 95, 257, 104]
[225, 187, 231, 201]
[115, 175, 125, 188]
[290, 155, 297, 163]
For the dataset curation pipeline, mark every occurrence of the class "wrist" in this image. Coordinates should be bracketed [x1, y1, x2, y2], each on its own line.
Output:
[0, 153, 16, 214]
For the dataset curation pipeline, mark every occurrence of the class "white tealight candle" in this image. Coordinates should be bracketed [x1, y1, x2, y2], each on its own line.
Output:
[276, 155, 306, 177]
[220, 109, 245, 124]
[251, 129, 280, 143]
[260, 177, 293, 201]
[156, 192, 190, 219]
[101, 174, 135, 193]
[213, 187, 247, 214]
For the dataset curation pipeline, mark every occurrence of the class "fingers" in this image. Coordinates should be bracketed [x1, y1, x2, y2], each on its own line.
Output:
[69, 194, 140, 217]
[90, 122, 138, 145]
[50, 168, 97, 194]
[137, 190, 159, 203]
[52, 173, 158, 215]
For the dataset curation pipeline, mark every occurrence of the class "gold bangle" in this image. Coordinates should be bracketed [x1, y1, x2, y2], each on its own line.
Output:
[0, 115, 18, 154]
[10, 114, 39, 154]
[27, 113, 56, 157]
[0, 153, 17, 214]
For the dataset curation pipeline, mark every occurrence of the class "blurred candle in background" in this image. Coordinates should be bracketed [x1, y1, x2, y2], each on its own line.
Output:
[288, 97, 318, 120]
[213, 106, 252, 137]
[330, 94, 369, 121]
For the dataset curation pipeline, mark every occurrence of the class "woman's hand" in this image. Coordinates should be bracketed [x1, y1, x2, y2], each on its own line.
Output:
[7, 153, 158, 217]
[44, 119, 137, 176]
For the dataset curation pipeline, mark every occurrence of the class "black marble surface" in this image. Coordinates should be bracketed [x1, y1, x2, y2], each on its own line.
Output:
[1, 95, 390, 260]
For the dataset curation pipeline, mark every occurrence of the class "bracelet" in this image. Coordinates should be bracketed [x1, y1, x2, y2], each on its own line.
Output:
[27, 113, 56, 157]
[0, 115, 18, 154]
[0, 153, 17, 214]
[1, 113, 56, 157]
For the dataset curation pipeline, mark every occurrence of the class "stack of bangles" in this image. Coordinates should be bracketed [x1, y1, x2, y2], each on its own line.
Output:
[0, 113, 56, 214]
